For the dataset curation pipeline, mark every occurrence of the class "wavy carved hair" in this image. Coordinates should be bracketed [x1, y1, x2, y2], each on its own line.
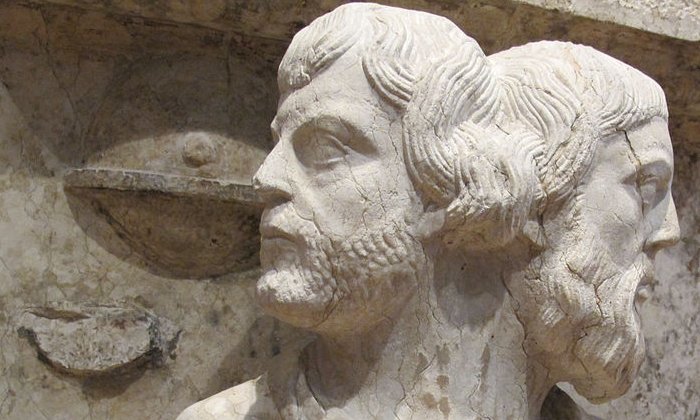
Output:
[278, 7, 669, 250]
[490, 41, 669, 204]
[488, 42, 669, 399]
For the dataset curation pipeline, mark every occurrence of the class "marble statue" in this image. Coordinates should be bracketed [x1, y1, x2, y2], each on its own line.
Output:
[178, 3, 679, 419]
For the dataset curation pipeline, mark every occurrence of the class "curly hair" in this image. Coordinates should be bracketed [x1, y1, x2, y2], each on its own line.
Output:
[490, 41, 668, 204]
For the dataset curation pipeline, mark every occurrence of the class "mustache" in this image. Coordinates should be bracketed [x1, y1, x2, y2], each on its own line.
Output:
[597, 253, 653, 321]
[259, 206, 319, 246]
[564, 234, 654, 289]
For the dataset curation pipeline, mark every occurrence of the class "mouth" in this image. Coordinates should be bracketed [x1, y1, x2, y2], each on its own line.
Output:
[259, 223, 302, 267]
[260, 223, 298, 243]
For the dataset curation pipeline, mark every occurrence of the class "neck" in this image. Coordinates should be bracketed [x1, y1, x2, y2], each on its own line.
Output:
[301, 244, 554, 419]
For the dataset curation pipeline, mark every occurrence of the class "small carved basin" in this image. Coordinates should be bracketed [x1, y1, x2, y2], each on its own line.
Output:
[64, 168, 263, 279]
[18, 303, 180, 377]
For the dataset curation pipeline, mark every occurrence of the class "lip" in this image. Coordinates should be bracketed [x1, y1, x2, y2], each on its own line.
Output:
[260, 223, 299, 243]
[635, 285, 652, 304]
[635, 271, 655, 305]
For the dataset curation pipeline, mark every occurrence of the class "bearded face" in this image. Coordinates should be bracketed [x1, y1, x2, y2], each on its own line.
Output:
[570, 250, 651, 401]
[511, 120, 678, 402]
[252, 52, 430, 335]
[256, 214, 426, 334]
[521, 232, 651, 402]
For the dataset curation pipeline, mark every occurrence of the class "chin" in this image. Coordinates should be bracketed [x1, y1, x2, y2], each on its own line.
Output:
[572, 325, 645, 402]
[571, 296, 646, 403]
[520, 244, 651, 403]
[255, 222, 425, 334]
[255, 268, 336, 329]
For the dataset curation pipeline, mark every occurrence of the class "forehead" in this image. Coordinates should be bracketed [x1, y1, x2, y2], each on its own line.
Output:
[584, 118, 674, 187]
[626, 118, 673, 166]
[271, 52, 394, 136]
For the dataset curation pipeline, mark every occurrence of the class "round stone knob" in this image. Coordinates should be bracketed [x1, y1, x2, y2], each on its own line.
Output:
[182, 133, 218, 167]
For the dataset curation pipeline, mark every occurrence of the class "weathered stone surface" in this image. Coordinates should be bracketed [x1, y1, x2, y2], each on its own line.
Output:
[522, 0, 700, 41]
[180, 4, 683, 419]
[562, 144, 700, 418]
[26, 0, 700, 41]
[64, 169, 260, 204]
[0, 1, 697, 419]
[7, 0, 698, 153]
[18, 302, 180, 376]
[0, 6, 284, 418]
[80, 54, 271, 183]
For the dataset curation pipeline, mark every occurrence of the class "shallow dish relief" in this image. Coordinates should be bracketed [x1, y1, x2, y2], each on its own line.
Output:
[179, 3, 680, 419]
[64, 168, 262, 278]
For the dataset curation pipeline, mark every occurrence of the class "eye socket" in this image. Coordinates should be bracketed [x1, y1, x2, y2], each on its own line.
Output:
[639, 174, 667, 213]
[294, 129, 348, 170]
[619, 154, 673, 215]
[289, 116, 378, 170]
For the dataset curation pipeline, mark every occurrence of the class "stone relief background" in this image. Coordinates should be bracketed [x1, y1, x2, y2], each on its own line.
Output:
[0, 1, 697, 419]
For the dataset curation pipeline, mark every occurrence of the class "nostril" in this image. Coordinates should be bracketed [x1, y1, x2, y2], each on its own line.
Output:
[259, 193, 291, 209]
[645, 199, 681, 253]
[644, 227, 680, 253]
[252, 177, 292, 206]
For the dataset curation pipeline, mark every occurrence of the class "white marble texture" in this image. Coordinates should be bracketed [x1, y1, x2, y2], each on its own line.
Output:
[179, 4, 681, 419]
[0, 2, 697, 419]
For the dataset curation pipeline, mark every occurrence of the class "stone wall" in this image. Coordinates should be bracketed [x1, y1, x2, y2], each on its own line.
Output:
[0, 1, 697, 418]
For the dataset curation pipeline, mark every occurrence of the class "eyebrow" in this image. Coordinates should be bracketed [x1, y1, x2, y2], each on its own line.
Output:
[292, 113, 379, 156]
[280, 112, 357, 141]
[292, 115, 354, 146]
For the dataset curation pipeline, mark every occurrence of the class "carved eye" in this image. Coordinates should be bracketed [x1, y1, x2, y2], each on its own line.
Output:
[639, 174, 665, 213]
[295, 130, 348, 170]
[621, 161, 671, 214]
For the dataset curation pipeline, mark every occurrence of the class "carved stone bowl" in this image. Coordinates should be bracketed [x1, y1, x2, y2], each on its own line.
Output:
[18, 302, 180, 377]
[64, 168, 263, 279]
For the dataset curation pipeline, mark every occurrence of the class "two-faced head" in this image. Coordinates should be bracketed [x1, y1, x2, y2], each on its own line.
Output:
[252, 3, 680, 401]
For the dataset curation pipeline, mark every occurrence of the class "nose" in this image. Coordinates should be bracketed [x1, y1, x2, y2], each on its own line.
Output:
[644, 197, 681, 253]
[252, 145, 293, 206]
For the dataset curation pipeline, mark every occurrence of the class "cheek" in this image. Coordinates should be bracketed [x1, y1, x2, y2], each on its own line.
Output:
[308, 161, 418, 238]
[582, 180, 646, 260]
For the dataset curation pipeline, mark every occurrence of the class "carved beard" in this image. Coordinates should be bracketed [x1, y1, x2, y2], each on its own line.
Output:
[531, 235, 650, 403]
[568, 250, 650, 402]
[256, 220, 425, 333]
